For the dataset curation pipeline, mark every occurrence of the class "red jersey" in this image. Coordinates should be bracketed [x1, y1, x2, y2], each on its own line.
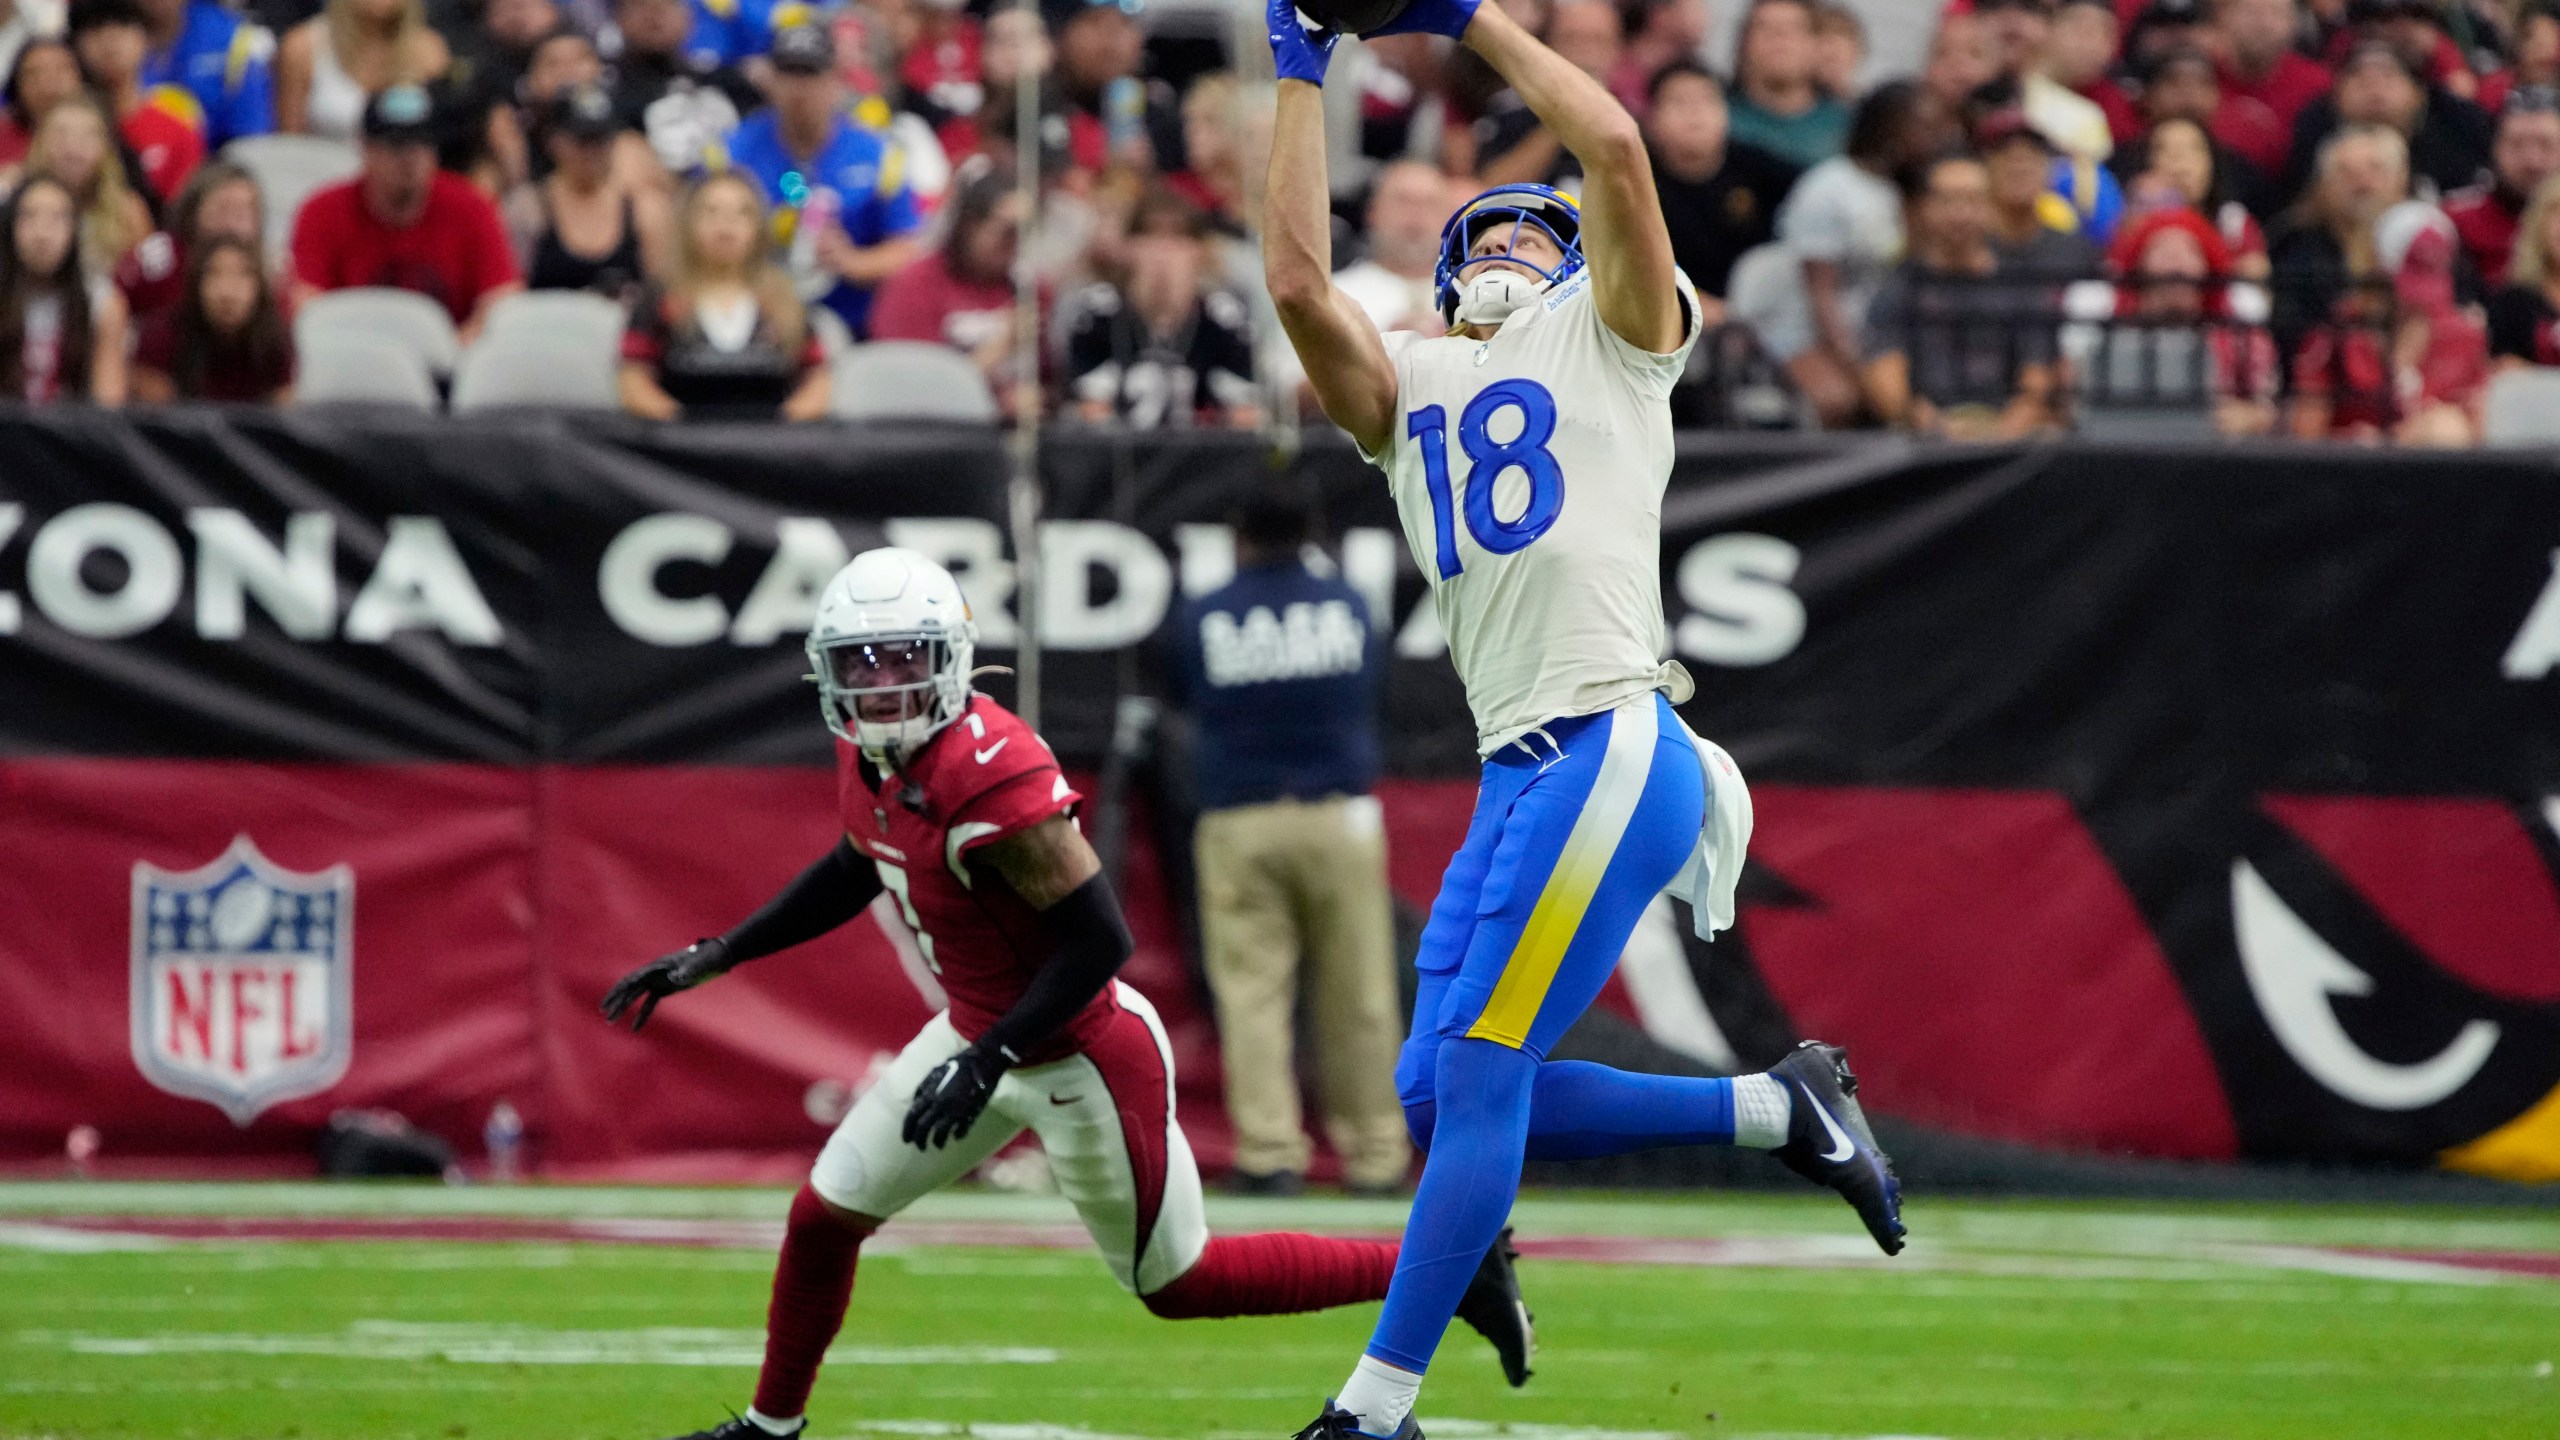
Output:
[290, 172, 521, 325]
[2443, 183, 2523, 289]
[2217, 52, 2333, 176]
[836, 694, 1114, 1061]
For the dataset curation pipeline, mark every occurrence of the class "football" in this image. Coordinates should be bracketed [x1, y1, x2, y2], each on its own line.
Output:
[1295, 0, 1411, 36]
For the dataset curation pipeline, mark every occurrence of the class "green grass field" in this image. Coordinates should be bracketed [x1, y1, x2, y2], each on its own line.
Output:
[2, 1184, 2556, 1440]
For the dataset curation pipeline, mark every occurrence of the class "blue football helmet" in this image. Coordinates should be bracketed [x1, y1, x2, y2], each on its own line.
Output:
[1433, 182, 1587, 325]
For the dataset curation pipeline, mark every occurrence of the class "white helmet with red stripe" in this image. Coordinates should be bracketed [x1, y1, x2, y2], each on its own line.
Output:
[806, 548, 978, 767]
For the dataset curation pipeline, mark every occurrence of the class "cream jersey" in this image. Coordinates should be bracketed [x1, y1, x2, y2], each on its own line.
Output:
[1363, 268, 1705, 755]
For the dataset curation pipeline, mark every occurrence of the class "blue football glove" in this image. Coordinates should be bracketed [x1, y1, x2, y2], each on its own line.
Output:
[1365, 0, 1481, 39]
[1268, 0, 1340, 85]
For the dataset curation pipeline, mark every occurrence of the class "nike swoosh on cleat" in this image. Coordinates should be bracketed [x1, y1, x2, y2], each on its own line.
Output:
[1803, 1088, 1856, 1164]
[1049, 1094, 1076, 1106]
[975, 738, 1011, 764]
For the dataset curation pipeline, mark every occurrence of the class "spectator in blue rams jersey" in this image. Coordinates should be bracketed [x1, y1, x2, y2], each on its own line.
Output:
[136, 0, 273, 148]
[682, 0, 774, 70]
[723, 20, 921, 336]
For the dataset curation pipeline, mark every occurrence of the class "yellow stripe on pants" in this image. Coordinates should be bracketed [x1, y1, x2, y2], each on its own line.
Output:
[1464, 699, 1660, 1048]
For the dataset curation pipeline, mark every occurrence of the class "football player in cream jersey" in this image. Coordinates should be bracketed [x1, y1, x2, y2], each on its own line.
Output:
[1262, 0, 1906, 1435]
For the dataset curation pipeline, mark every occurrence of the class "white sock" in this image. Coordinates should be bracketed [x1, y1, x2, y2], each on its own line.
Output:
[1732, 1072, 1793, 1150]
[743, 1407, 803, 1436]
[1335, 1354, 1422, 1435]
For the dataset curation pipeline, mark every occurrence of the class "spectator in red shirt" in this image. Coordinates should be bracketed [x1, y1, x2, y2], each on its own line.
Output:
[69, 0, 200, 206]
[2443, 90, 2560, 288]
[2479, 7, 2560, 115]
[115, 157, 263, 334]
[899, 0, 984, 126]
[2322, 0, 2475, 99]
[0, 38, 81, 173]
[2050, 0, 2143, 144]
[2097, 208, 2281, 433]
[1165, 71, 1250, 235]
[871, 169, 1044, 414]
[1609, 0, 1711, 118]
[132, 235, 294, 402]
[291, 84, 522, 336]
[2215, 0, 2333, 177]
[933, 5, 1058, 172]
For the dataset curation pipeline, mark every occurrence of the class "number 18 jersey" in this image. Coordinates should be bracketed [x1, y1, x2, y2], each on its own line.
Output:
[1362, 269, 1706, 756]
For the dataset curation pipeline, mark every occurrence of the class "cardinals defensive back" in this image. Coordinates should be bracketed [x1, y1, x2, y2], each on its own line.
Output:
[600, 548, 1534, 1440]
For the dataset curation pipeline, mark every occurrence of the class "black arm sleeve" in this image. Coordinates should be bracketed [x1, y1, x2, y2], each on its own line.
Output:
[718, 837, 884, 964]
[971, 871, 1134, 1064]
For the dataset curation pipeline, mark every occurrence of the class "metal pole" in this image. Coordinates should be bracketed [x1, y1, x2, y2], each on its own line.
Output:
[1007, 13, 1044, 730]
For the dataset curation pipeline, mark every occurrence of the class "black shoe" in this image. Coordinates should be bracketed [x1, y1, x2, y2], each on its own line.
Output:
[1227, 1169, 1305, 1198]
[1292, 1402, 1422, 1440]
[1769, 1040, 1906, 1256]
[1451, 1224, 1534, 1387]
[662, 1416, 802, 1440]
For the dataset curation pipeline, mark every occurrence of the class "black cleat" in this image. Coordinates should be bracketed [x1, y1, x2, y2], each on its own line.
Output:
[1769, 1040, 1906, 1256]
[660, 1417, 803, 1440]
[1293, 1402, 1422, 1440]
[1451, 1224, 1535, 1386]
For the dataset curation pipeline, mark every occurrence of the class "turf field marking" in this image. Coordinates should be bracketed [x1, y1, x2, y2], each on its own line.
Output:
[2210, 1244, 2513, 1286]
[16, 1322, 1057, 1368]
[836, 1423, 1955, 1440]
[0, 1221, 171, 1252]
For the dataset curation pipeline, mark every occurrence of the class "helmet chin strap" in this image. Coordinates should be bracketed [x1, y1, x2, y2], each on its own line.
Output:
[1454, 269, 1540, 329]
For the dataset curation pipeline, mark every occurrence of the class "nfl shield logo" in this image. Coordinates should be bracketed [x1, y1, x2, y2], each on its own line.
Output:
[130, 836, 355, 1126]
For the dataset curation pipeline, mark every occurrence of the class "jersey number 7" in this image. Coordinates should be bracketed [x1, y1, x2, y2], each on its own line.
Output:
[1409, 378, 1566, 580]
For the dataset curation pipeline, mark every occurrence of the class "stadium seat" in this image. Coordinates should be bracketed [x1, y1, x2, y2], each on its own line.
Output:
[811, 306, 854, 361]
[2481, 366, 2560, 445]
[829, 340, 998, 423]
[479, 289, 628, 350]
[290, 328, 438, 410]
[222, 134, 360, 264]
[449, 326, 622, 412]
[295, 288, 461, 377]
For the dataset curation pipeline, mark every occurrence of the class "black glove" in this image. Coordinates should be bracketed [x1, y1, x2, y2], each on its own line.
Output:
[902, 1044, 1014, 1150]
[600, 937, 733, 1032]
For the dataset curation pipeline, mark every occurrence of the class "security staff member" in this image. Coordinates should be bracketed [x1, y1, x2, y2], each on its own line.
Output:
[1164, 480, 1410, 1196]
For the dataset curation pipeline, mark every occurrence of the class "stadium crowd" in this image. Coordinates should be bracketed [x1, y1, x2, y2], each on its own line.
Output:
[0, 0, 2557, 438]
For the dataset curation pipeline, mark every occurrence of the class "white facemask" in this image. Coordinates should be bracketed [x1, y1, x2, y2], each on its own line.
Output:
[1453, 268, 1540, 329]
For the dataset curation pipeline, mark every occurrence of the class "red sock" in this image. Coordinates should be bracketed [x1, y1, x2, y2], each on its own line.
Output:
[1142, 1233, 1398, 1319]
[751, 1185, 864, 1419]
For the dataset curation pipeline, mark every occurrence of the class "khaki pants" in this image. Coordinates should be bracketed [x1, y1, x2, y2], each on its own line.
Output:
[1194, 794, 1412, 1189]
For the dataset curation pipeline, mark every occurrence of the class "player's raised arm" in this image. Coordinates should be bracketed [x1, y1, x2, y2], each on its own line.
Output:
[1431, 0, 1683, 353]
[900, 816, 1136, 1149]
[1262, 0, 1399, 453]
[600, 837, 886, 1031]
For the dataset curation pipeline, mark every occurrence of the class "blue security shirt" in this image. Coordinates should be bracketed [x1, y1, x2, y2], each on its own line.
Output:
[141, 1, 275, 150]
[725, 107, 921, 336]
[1165, 562, 1384, 812]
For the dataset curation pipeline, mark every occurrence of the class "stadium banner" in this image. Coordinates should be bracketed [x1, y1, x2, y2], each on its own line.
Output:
[2, 411, 2556, 1184]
